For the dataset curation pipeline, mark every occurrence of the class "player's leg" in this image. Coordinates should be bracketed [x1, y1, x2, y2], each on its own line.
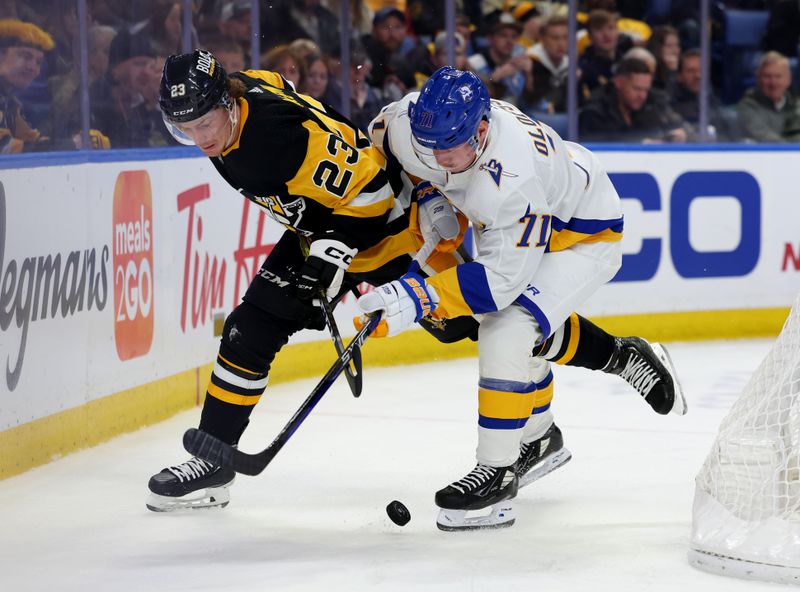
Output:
[535, 313, 686, 415]
[515, 358, 572, 488]
[147, 231, 320, 511]
[435, 305, 540, 531]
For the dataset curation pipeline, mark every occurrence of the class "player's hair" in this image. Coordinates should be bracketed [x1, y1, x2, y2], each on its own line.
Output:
[227, 76, 247, 99]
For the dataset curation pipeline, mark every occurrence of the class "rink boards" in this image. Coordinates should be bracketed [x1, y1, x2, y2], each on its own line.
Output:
[0, 145, 797, 478]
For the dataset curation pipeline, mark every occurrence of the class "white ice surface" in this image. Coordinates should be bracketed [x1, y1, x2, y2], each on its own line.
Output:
[0, 339, 783, 591]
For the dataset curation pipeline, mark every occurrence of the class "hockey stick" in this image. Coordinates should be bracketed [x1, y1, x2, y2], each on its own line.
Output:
[183, 312, 382, 476]
[298, 238, 363, 398]
[319, 295, 363, 398]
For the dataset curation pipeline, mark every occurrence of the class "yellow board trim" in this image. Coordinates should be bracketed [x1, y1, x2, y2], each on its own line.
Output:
[0, 306, 790, 480]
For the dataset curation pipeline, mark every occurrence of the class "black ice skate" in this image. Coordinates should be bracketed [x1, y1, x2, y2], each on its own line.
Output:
[604, 337, 687, 416]
[146, 457, 235, 512]
[435, 464, 518, 531]
[514, 423, 572, 489]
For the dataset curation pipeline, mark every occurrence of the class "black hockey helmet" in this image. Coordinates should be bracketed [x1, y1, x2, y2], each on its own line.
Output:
[159, 49, 229, 124]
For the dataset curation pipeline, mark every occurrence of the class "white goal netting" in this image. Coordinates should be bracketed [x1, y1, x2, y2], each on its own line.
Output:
[689, 295, 800, 584]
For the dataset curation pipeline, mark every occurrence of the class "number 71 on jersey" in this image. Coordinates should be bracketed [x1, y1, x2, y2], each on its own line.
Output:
[516, 205, 551, 248]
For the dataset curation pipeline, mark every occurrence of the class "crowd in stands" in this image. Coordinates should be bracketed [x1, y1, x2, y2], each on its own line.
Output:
[3, 0, 800, 153]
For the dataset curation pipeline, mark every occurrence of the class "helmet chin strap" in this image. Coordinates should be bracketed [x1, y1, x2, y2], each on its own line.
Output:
[222, 100, 240, 151]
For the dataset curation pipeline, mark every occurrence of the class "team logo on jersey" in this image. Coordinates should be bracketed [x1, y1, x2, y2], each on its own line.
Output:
[458, 85, 474, 102]
[479, 159, 517, 188]
[252, 194, 306, 230]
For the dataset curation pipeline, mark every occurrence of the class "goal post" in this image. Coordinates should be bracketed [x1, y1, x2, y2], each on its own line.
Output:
[689, 295, 800, 584]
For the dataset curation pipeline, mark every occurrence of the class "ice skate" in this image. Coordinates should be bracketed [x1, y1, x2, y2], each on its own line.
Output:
[146, 457, 235, 512]
[514, 423, 572, 489]
[604, 337, 687, 416]
[435, 464, 518, 531]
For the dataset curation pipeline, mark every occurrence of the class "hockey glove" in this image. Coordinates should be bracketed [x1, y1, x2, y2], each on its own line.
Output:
[297, 236, 358, 301]
[416, 181, 460, 243]
[356, 273, 438, 337]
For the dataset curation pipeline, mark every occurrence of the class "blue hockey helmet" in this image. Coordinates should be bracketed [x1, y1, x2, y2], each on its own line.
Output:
[409, 66, 491, 159]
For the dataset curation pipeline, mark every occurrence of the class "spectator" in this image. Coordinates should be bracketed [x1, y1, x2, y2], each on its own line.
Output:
[512, 1, 541, 50]
[325, 0, 373, 36]
[91, 27, 159, 148]
[582, 0, 651, 46]
[525, 14, 569, 113]
[646, 25, 680, 94]
[205, 35, 246, 73]
[455, 12, 477, 57]
[48, 24, 116, 149]
[671, 48, 737, 142]
[218, 0, 253, 63]
[347, 46, 383, 133]
[406, 0, 445, 39]
[468, 11, 532, 105]
[288, 38, 321, 63]
[412, 30, 469, 89]
[302, 52, 330, 100]
[144, 0, 183, 57]
[262, 44, 306, 90]
[578, 9, 633, 99]
[0, 18, 53, 153]
[579, 57, 689, 143]
[432, 30, 469, 71]
[738, 51, 800, 143]
[762, 0, 800, 58]
[362, 7, 419, 103]
[322, 41, 386, 132]
[262, 0, 340, 57]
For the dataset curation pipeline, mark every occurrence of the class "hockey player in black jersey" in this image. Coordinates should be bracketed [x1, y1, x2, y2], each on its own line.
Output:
[147, 49, 471, 511]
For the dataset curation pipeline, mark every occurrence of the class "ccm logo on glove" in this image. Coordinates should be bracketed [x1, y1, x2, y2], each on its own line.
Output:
[297, 238, 358, 301]
[323, 245, 354, 266]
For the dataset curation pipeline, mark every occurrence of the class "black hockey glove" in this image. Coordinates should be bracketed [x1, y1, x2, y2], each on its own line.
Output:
[296, 234, 358, 301]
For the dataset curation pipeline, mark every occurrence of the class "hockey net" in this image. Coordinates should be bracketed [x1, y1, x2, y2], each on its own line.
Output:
[689, 295, 800, 584]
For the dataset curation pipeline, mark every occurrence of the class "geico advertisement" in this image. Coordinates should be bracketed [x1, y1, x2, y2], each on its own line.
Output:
[583, 150, 799, 316]
[1, 150, 799, 427]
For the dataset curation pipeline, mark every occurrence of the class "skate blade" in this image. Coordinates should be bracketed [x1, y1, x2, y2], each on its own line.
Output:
[436, 503, 515, 531]
[652, 343, 687, 416]
[518, 448, 572, 489]
[146, 485, 231, 512]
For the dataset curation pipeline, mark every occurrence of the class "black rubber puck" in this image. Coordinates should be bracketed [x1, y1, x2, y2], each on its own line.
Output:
[386, 500, 411, 526]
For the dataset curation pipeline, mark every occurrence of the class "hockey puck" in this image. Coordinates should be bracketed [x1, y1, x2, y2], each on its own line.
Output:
[386, 500, 411, 526]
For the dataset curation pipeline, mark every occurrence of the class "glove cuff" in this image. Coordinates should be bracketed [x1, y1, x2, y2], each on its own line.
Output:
[309, 238, 358, 270]
[397, 272, 438, 321]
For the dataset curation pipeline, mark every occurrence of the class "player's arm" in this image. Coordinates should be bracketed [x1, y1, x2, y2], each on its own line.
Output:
[426, 191, 552, 319]
[285, 125, 395, 299]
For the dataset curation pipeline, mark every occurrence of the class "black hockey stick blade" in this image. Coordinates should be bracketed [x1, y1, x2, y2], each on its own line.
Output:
[319, 296, 363, 397]
[183, 312, 381, 476]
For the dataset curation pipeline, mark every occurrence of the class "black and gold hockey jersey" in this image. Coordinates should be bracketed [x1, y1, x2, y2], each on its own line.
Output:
[211, 70, 420, 278]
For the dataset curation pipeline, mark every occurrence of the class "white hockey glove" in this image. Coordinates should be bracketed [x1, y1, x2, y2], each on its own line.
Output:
[297, 235, 358, 301]
[356, 272, 439, 337]
[416, 181, 460, 243]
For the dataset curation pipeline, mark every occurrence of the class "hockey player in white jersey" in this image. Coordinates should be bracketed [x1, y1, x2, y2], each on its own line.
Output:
[358, 66, 686, 531]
